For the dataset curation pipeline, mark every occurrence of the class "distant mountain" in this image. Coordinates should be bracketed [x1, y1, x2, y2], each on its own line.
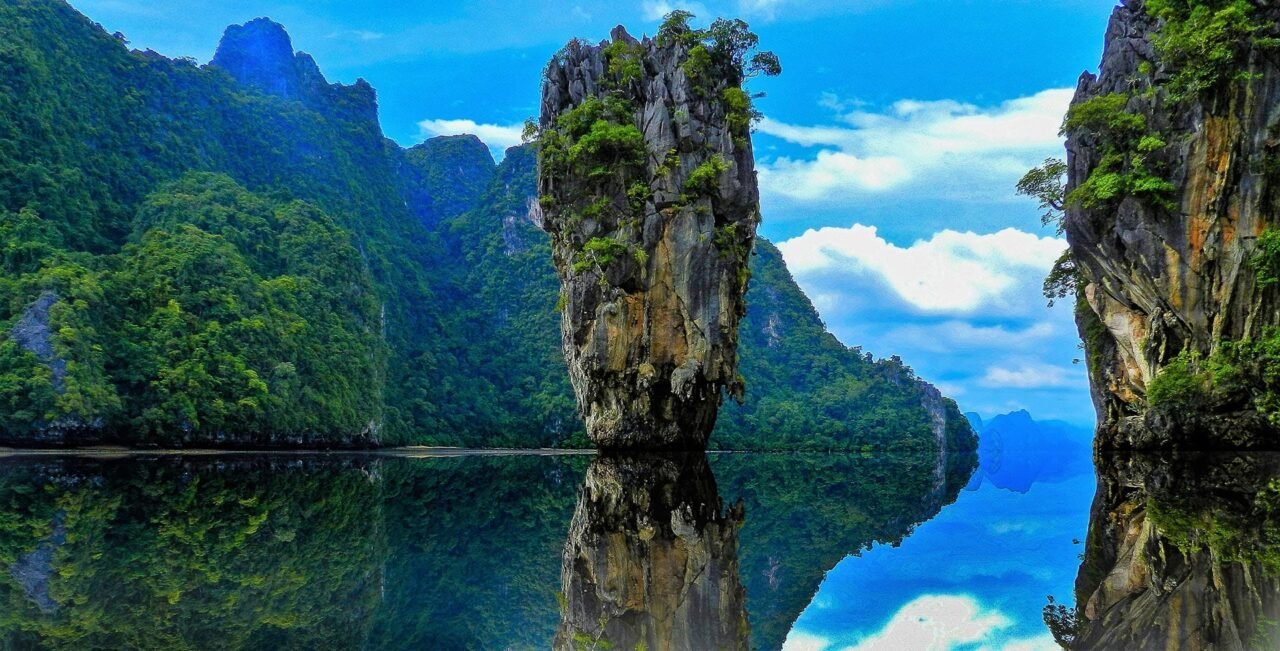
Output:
[965, 410, 1092, 493]
[0, 1, 973, 453]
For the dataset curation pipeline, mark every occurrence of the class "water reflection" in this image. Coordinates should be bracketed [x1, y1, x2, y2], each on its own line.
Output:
[557, 454, 748, 649]
[0, 448, 975, 650]
[1071, 452, 1280, 650]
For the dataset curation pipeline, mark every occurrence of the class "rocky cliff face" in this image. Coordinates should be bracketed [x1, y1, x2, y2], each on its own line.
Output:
[1066, 0, 1280, 448]
[537, 26, 761, 449]
[555, 454, 748, 650]
[1072, 452, 1280, 649]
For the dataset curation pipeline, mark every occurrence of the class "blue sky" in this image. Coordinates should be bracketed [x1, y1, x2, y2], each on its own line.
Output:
[73, 0, 1119, 425]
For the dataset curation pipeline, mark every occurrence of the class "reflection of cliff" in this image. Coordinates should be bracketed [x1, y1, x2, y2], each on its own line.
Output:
[0, 457, 386, 650]
[1072, 452, 1280, 650]
[966, 411, 1092, 493]
[556, 454, 749, 650]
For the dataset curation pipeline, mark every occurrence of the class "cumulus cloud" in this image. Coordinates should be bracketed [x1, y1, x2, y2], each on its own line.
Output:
[757, 88, 1072, 204]
[847, 594, 1011, 650]
[784, 595, 1060, 651]
[415, 118, 524, 156]
[776, 224, 1064, 313]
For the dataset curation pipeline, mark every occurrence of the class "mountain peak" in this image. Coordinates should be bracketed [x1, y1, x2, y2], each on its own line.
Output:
[211, 18, 319, 100]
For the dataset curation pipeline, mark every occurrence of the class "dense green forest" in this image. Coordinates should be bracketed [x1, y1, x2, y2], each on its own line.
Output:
[0, 0, 972, 451]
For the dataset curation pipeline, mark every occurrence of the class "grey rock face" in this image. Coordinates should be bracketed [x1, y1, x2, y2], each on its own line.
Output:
[538, 27, 760, 449]
[1065, 0, 1280, 447]
[10, 291, 65, 391]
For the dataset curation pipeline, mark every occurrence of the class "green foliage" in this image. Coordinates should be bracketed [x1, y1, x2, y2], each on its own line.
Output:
[1146, 344, 1251, 414]
[1251, 228, 1280, 287]
[722, 87, 756, 144]
[683, 155, 731, 195]
[0, 457, 386, 649]
[1061, 97, 1175, 211]
[1042, 250, 1079, 307]
[1147, 350, 1214, 410]
[682, 44, 713, 82]
[572, 237, 630, 274]
[1043, 596, 1078, 648]
[1145, 0, 1279, 102]
[1062, 94, 1147, 140]
[656, 10, 698, 47]
[1016, 157, 1067, 233]
[1146, 474, 1280, 577]
[603, 40, 645, 88]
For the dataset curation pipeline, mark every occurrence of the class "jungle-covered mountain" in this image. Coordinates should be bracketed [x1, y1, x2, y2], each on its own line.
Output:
[0, 0, 973, 451]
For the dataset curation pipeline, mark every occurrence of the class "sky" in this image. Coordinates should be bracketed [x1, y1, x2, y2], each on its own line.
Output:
[71, 0, 1120, 426]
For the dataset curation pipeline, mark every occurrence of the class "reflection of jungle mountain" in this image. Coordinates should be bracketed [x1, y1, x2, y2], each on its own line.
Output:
[368, 455, 587, 650]
[714, 449, 978, 651]
[1071, 452, 1280, 650]
[0, 455, 588, 651]
[556, 455, 749, 650]
[0, 456, 387, 650]
[965, 411, 1093, 494]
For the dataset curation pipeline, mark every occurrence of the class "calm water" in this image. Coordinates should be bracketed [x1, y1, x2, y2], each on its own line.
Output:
[0, 438, 1276, 650]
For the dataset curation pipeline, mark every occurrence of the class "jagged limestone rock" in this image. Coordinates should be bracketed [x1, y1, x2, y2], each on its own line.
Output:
[1065, 0, 1280, 447]
[555, 454, 748, 650]
[537, 25, 763, 449]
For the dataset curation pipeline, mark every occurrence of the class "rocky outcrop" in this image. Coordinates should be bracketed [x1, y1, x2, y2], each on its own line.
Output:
[555, 454, 748, 650]
[537, 26, 761, 449]
[10, 291, 65, 392]
[1072, 452, 1280, 649]
[1066, 0, 1280, 447]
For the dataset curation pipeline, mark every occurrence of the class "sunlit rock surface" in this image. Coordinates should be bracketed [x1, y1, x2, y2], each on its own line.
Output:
[1066, 0, 1280, 447]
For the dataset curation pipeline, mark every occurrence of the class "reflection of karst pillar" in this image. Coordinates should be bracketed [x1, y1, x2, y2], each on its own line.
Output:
[1071, 453, 1280, 650]
[555, 454, 749, 650]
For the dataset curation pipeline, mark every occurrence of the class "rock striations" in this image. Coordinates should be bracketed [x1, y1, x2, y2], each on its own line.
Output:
[1065, 0, 1280, 448]
[537, 24, 764, 449]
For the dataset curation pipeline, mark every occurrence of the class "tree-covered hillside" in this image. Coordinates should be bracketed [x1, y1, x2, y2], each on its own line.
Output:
[0, 0, 973, 451]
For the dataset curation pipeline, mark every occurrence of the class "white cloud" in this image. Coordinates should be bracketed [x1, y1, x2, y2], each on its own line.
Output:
[848, 594, 1011, 650]
[415, 118, 524, 156]
[783, 595, 1059, 651]
[782, 630, 833, 651]
[326, 29, 384, 42]
[757, 88, 1072, 204]
[776, 224, 1064, 313]
[980, 362, 1078, 389]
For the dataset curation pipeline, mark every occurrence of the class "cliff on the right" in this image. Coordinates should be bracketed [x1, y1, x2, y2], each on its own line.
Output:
[1065, 0, 1280, 449]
